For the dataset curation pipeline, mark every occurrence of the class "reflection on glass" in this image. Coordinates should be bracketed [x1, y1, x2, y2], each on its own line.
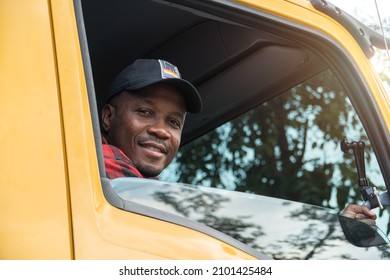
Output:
[113, 178, 390, 259]
[161, 68, 390, 244]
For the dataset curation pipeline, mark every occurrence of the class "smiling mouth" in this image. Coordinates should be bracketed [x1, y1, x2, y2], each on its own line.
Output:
[139, 142, 167, 155]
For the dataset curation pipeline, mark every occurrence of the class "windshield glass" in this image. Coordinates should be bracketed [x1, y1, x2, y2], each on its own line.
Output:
[113, 178, 390, 259]
[328, 0, 390, 94]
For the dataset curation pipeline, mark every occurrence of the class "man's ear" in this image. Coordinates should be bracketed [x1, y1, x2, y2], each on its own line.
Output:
[101, 104, 115, 134]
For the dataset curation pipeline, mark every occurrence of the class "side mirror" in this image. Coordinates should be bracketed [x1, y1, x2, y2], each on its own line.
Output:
[338, 214, 390, 247]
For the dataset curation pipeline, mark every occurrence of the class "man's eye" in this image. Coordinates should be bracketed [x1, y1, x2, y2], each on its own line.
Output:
[137, 108, 152, 116]
[169, 119, 181, 129]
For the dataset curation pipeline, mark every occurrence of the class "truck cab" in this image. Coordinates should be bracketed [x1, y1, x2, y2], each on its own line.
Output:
[1, 0, 390, 259]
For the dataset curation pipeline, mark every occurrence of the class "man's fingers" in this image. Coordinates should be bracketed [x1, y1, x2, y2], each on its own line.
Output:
[341, 204, 377, 220]
[356, 214, 377, 226]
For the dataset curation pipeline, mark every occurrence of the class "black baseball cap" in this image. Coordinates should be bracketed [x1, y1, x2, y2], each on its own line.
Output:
[107, 59, 202, 113]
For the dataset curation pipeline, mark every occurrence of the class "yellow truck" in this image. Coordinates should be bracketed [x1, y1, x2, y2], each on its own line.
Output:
[1, 0, 390, 259]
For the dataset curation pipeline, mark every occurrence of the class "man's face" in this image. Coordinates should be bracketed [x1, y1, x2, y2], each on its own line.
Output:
[102, 84, 186, 177]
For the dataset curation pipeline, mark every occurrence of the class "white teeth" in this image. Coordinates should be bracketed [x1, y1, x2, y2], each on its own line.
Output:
[145, 145, 163, 153]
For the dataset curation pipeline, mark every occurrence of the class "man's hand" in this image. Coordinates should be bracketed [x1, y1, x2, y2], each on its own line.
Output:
[341, 204, 377, 226]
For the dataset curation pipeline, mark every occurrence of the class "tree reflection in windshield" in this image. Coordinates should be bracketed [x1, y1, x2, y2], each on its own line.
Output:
[154, 188, 390, 259]
[282, 205, 345, 259]
[113, 178, 390, 259]
[161, 68, 390, 246]
[153, 188, 265, 251]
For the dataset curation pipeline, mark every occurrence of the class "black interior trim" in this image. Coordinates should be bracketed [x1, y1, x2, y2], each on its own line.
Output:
[74, 0, 105, 177]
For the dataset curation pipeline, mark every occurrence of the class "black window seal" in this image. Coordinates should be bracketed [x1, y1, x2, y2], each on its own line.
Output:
[74, 0, 105, 177]
[310, 0, 390, 59]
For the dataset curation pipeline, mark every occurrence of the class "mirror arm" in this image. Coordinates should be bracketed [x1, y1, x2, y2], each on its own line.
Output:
[363, 191, 390, 209]
[340, 140, 384, 209]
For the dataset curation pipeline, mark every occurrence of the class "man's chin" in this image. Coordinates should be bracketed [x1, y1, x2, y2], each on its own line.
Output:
[137, 164, 163, 178]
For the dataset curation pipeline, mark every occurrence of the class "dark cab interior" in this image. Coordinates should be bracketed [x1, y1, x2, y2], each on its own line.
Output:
[80, 0, 327, 144]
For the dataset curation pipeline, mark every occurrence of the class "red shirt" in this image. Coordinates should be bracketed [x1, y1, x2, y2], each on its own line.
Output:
[102, 136, 144, 179]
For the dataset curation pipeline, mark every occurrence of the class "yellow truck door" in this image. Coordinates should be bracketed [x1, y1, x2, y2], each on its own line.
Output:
[0, 0, 73, 259]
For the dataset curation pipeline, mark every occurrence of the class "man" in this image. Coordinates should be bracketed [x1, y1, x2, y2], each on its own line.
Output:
[101, 58, 377, 224]
[101, 58, 202, 179]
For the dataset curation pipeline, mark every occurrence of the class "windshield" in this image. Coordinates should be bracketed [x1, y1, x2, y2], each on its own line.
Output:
[328, 0, 390, 95]
[113, 178, 390, 259]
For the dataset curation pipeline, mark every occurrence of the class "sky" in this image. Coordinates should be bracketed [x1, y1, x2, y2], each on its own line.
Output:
[328, 0, 390, 85]
[328, 0, 390, 45]
[329, 1, 390, 16]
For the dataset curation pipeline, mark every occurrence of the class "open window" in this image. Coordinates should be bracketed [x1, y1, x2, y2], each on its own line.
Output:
[75, 0, 390, 259]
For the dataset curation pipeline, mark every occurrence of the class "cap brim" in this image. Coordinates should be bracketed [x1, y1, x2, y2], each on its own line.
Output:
[126, 78, 202, 113]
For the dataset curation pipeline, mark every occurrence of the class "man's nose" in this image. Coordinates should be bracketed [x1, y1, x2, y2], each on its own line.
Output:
[147, 119, 170, 140]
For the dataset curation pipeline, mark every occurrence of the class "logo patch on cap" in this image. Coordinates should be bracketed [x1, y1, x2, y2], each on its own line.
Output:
[159, 59, 181, 79]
